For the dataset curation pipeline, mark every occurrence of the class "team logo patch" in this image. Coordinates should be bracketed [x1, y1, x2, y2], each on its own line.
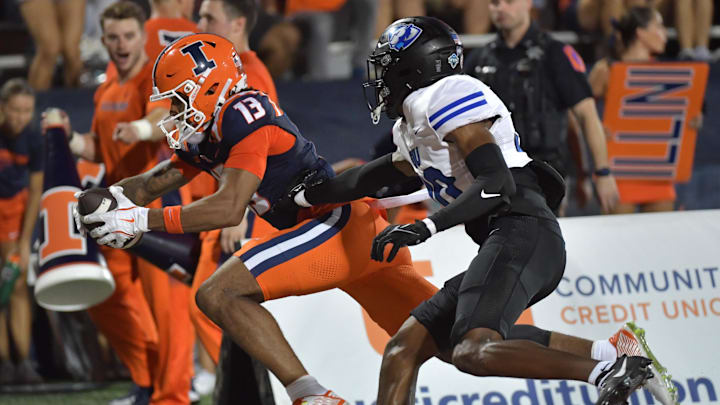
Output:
[384, 23, 423, 51]
[563, 44, 586, 73]
[448, 53, 459, 69]
[181, 41, 217, 76]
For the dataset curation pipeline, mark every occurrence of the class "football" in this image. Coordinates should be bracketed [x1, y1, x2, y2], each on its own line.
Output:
[76, 188, 142, 248]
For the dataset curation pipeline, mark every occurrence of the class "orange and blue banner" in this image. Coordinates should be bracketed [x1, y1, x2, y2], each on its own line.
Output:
[603, 62, 708, 182]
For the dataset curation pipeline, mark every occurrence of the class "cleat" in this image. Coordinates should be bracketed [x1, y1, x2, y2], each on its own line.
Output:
[609, 322, 678, 405]
[293, 391, 348, 405]
[595, 355, 653, 405]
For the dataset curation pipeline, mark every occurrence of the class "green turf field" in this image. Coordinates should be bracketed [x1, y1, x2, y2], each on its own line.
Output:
[0, 382, 213, 404]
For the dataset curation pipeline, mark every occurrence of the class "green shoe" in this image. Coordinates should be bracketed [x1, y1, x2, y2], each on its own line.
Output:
[610, 322, 678, 405]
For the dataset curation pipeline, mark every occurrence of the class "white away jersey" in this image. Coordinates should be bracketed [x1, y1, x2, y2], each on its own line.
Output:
[392, 74, 531, 206]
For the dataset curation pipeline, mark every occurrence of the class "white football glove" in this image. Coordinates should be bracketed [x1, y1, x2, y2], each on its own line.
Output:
[82, 186, 149, 248]
[72, 193, 87, 237]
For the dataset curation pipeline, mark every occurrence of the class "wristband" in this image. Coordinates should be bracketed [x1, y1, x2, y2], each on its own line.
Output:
[68, 132, 86, 156]
[293, 189, 312, 208]
[594, 167, 611, 177]
[131, 119, 153, 141]
[163, 206, 184, 234]
[422, 218, 437, 236]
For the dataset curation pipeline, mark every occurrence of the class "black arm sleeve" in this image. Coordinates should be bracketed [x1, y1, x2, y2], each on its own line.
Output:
[305, 153, 413, 205]
[429, 143, 516, 232]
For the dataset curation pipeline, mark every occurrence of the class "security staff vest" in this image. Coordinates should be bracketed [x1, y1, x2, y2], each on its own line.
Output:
[468, 31, 568, 168]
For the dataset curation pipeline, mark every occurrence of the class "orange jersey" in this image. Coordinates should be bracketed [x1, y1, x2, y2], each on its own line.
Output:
[92, 61, 170, 184]
[241, 51, 278, 103]
[106, 17, 197, 80]
[172, 90, 333, 230]
[186, 51, 278, 203]
[144, 17, 198, 64]
[285, 0, 346, 15]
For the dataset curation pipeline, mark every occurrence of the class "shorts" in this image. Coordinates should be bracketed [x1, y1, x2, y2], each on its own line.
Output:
[411, 214, 566, 352]
[0, 190, 28, 242]
[235, 200, 438, 336]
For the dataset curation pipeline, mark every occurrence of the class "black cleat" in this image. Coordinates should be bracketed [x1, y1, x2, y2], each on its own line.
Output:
[595, 355, 653, 405]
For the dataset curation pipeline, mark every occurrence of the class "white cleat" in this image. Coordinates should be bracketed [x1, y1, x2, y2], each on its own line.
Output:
[609, 322, 678, 405]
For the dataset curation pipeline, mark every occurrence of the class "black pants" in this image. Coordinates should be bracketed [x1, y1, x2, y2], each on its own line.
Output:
[411, 214, 566, 352]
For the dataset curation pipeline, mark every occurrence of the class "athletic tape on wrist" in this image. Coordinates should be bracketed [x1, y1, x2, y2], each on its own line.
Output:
[131, 119, 153, 141]
[422, 218, 437, 235]
[69, 132, 85, 156]
[294, 189, 312, 207]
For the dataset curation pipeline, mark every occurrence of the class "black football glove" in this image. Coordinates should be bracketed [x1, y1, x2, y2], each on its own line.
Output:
[272, 170, 322, 213]
[371, 220, 432, 262]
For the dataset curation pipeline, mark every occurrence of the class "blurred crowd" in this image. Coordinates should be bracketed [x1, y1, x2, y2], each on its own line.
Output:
[1, 0, 719, 89]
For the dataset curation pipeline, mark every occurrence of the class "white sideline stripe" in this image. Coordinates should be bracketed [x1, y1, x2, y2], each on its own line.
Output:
[244, 207, 344, 269]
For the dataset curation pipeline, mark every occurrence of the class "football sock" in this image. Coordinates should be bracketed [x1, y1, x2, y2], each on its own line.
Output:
[589, 360, 615, 385]
[591, 339, 618, 361]
[286, 375, 328, 401]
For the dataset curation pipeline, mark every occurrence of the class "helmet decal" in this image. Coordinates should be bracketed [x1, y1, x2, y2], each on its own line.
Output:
[385, 23, 423, 51]
[448, 53, 459, 69]
[363, 17, 463, 123]
[151, 34, 247, 149]
[180, 41, 217, 76]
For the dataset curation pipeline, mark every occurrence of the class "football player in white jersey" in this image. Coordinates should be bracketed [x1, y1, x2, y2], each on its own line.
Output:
[286, 17, 676, 405]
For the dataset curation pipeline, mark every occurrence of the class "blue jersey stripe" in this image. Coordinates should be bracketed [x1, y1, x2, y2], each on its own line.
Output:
[428, 91, 484, 123]
[431, 99, 488, 131]
[241, 205, 352, 278]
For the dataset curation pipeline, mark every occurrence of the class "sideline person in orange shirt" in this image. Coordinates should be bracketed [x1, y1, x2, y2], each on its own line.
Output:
[190, 0, 280, 365]
[50, 2, 193, 404]
[106, 0, 198, 85]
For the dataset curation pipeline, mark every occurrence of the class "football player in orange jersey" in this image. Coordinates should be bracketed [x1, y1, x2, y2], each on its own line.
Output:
[76, 33, 438, 405]
[187, 0, 281, 366]
[53, 2, 193, 404]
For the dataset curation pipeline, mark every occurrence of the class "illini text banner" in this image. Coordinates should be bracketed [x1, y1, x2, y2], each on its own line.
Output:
[263, 210, 720, 404]
[604, 62, 708, 182]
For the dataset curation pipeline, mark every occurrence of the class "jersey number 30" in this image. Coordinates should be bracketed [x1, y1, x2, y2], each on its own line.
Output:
[422, 167, 461, 206]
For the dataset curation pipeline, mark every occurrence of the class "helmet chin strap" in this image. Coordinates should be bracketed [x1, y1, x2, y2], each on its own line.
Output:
[371, 101, 384, 125]
[186, 132, 205, 144]
[212, 78, 235, 118]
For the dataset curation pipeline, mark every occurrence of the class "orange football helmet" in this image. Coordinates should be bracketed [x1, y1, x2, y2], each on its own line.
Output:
[150, 33, 247, 149]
